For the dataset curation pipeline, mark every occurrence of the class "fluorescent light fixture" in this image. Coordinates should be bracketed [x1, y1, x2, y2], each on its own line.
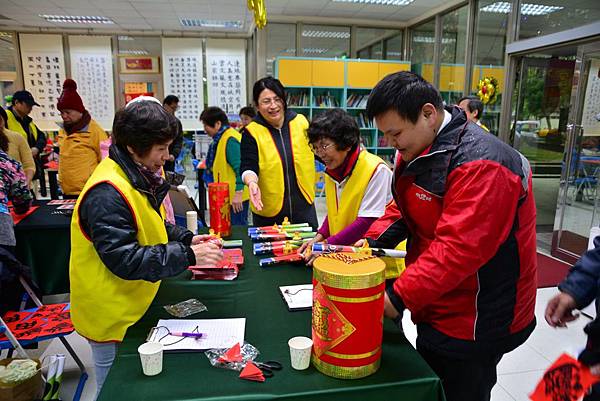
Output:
[332, 0, 414, 5]
[118, 49, 149, 56]
[180, 18, 242, 28]
[413, 36, 455, 44]
[283, 48, 329, 54]
[302, 30, 351, 39]
[118, 35, 134, 41]
[40, 15, 114, 24]
[480, 2, 563, 16]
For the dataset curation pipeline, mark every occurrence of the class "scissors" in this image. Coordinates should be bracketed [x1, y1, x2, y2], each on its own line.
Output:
[254, 360, 283, 378]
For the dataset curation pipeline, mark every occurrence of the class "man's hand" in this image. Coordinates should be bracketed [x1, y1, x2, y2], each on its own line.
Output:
[190, 242, 223, 266]
[191, 234, 223, 247]
[232, 190, 243, 213]
[545, 292, 579, 328]
[384, 292, 400, 320]
[248, 181, 263, 211]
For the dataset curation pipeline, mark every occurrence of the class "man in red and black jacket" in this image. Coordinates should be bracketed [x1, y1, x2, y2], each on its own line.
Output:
[364, 71, 537, 401]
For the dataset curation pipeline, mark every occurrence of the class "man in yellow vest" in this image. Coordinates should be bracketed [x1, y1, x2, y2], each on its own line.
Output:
[6, 91, 47, 192]
[200, 106, 249, 225]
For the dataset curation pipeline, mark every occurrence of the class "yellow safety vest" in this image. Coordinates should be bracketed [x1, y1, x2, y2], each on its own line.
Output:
[212, 127, 249, 202]
[245, 115, 315, 217]
[6, 109, 38, 142]
[69, 157, 167, 342]
[325, 150, 384, 235]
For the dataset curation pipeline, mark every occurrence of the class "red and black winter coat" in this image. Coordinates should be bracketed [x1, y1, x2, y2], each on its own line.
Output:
[366, 107, 538, 358]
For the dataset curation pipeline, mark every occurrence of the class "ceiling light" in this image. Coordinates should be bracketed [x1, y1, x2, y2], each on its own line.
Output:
[302, 30, 351, 39]
[412, 36, 455, 44]
[303, 48, 328, 54]
[118, 35, 134, 41]
[480, 2, 563, 16]
[180, 19, 242, 28]
[332, 0, 414, 5]
[40, 15, 114, 24]
[118, 49, 149, 56]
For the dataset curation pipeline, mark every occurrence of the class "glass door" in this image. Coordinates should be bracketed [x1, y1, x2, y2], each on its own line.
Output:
[554, 42, 600, 263]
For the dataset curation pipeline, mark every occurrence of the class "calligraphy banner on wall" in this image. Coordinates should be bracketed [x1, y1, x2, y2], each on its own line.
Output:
[206, 39, 247, 116]
[161, 38, 204, 131]
[69, 36, 115, 131]
[582, 59, 600, 137]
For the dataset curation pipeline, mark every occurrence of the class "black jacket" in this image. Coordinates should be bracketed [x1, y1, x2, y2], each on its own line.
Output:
[240, 109, 318, 229]
[559, 235, 600, 366]
[78, 144, 196, 283]
[165, 117, 183, 172]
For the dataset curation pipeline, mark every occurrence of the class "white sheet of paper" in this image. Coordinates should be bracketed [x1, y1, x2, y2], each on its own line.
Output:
[149, 318, 245, 351]
[279, 284, 313, 310]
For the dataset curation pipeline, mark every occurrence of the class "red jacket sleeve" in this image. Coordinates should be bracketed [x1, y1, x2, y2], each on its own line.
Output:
[395, 160, 525, 313]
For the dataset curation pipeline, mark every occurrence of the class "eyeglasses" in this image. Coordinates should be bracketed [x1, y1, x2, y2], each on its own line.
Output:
[310, 142, 335, 154]
[258, 96, 283, 107]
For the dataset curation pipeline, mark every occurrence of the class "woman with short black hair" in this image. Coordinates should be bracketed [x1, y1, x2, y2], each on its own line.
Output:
[298, 108, 392, 258]
[240, 77, 318, 229]
[69, 97, 223, 398]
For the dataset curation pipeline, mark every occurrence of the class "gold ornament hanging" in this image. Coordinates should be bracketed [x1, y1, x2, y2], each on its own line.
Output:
[477, 76, 499, 105]
[248, 0, 267, 29]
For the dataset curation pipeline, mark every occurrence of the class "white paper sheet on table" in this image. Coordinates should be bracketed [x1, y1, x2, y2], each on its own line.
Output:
[279, 284, 313, 311]
[148, 318, 245, 351]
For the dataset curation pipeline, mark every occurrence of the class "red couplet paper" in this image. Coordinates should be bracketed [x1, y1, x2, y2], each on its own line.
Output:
[239, 362, 265, 382]
[218, 343, 242, 363]
[11, 206, 39, 225]
[530, 353, 600, 401]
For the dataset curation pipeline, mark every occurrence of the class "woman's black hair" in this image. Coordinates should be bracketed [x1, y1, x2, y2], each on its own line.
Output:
[0, 108, 8, 152]
[307, 108, 359, 151]
[200, 106, 229, 128]
[112, 101, 178, 157]
[0, 107, 8, 128]
[239, 106, 256, 118]
[252, 77, 287, 110]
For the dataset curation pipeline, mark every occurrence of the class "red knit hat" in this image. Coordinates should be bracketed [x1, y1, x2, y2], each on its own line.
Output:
[57, 79, 85, 113]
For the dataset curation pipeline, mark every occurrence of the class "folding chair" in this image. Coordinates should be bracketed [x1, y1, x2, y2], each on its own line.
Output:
[0, 276, 88, 401]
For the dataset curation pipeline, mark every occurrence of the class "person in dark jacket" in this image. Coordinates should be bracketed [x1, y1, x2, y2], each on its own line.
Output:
[240, 77, 317, 229]
[546, 235, 600, 400]
[360, 71, 537, 401]
[162, 95, 184, 172]
[69, 97, 223, 398]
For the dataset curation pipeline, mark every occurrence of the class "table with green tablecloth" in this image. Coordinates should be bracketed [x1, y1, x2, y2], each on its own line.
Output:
[98, 227, 445, 401]
[14, 200, 72, 295]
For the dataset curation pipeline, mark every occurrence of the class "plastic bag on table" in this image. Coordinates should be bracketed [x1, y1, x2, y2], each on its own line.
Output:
[204, 342, 259, 371]
[163, 299, 207, 318]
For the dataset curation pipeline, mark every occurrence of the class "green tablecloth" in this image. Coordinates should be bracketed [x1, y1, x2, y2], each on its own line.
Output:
[99, 227, 444, 401]
[14, 200, 72, 295]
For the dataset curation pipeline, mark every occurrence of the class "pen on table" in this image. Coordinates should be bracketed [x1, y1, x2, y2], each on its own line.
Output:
[171, 332, 206, 338]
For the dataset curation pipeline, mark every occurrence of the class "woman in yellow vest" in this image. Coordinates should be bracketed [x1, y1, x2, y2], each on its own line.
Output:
[69, 97, 223, 397]
[299, 108, 392, 257]
[200, 106, 249, 225]
[56, 79, 108, 198]
[0, 107, 35, 186]
[241, 77, 318, 229]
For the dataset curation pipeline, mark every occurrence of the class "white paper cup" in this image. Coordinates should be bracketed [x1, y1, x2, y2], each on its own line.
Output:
[186, 211, 198, 234]
[288, 336, 313, 370]
[138, 342, 163, 376]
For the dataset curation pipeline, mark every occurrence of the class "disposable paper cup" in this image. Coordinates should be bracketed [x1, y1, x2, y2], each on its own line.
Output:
[138, 342, 163, 376]
[186, 211, 198, 234]
[288, 336, 313, 370]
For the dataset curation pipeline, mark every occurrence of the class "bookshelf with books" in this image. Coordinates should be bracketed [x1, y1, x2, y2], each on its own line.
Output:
[276, 56, 410, 162]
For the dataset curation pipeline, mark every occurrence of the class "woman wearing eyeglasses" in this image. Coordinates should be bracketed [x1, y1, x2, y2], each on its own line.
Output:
[241, 77, 318, 229]
[298, 108, 392, 259]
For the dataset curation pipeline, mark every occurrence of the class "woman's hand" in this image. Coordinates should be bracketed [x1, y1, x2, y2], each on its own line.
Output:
[298, 234, 324, 266]
[248, 181, 263, 211]
[191, 234, 222, 247]
[232, 190, 244, 213]
[190, 242, 223, 266]
[354, 239, 365, 247]
[545, 292, 579, 328]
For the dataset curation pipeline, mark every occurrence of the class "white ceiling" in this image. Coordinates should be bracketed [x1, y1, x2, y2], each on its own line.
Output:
[0, 0, 453, 33]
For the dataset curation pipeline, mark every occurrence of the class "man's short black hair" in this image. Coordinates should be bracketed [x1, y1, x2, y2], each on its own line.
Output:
[239, 106, 256, 118]
[308, 109, 359, 151]
[200, 106, 229, 128]
[458, 95, 483, 120]
[112, 101, 178, 157]
[252, 77, 287, 110]
[163, 95, 179, 106]
[366, 71, 443, 123]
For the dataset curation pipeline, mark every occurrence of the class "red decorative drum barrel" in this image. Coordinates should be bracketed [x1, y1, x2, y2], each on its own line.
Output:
[311, 253, 386, 379]
[208, 182, 231, 237]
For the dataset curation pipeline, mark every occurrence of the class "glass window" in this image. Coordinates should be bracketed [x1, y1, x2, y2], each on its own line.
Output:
[117, 36, 161, 57]
[372, 42, 383, 59]
[410, 19, 435, 82]
[0, 32, 16, 102]
[356, 28, 400, 60]
[385, 33, 403, 60]
[472, 0, 509, 135]
[300, 24, 350, 58]
[266, 23, 296, 77]
[440, 5, 469, 104]
[517, 0, 600, 40]
[357, 48, 370, 59]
